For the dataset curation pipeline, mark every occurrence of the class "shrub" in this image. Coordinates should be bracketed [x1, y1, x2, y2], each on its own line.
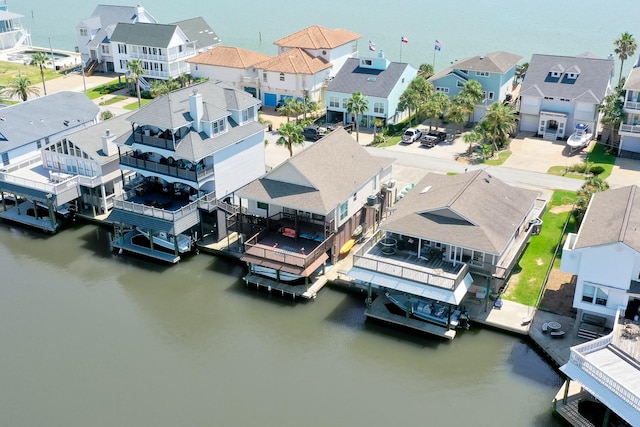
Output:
[100, 110, 114, 121]
[372, 134, 386, 145]
[590, 165, 605, 176]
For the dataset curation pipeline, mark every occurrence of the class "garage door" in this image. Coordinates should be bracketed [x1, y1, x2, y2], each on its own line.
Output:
[520, 114, 538, 132]
[264, 93, 277, 107]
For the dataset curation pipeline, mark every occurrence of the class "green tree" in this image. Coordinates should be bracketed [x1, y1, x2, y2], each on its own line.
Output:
[150, 79, 170, 98]
[276, 122, 304, 157]
[30, 52, 49, 96]
[457, 80, 484, 123]
[2, 74, 39, 101]
[423, 91, 450, 130]
[372, 117, 384, 139]
[398, 88, 421, 126]
[417, 63, 434, 79]
[483, 102, 518, 153]
[572, 177, 610, 226]
[127, 59, 144, 108]
[288, 98, 306, 123]
[100, 110, 115, 121]
[515, 62, 529, 84]
[463, 130, 481, 156]
[345, 92, 369, 142]
[614, 32, 637, 85]
[445, 102, 467, 135]
[278, 98, 294, 122]
[598, 90, 624, 147]
[408, 76, 435, 120]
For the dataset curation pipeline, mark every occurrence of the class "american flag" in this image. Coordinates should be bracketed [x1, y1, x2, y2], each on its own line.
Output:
[435, 40, 442, 51]
[369, 41, 376, 52]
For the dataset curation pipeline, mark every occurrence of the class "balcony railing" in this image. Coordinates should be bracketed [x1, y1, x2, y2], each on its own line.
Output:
[624, 100, 640, 110]
[113, 195, 200, 222]
[244, 230, 335, 270]
[132, 130, 178, 150]
[566, 309, 640, 413]
[120, 154, 214, 182]
[619, 124, 640, 134]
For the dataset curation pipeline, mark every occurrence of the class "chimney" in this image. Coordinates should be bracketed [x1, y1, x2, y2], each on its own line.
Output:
[135, 5, 145, 22]
[378, 50, 384, 59]
[189, 89, 203, 132]
[101, 129, 117, 157]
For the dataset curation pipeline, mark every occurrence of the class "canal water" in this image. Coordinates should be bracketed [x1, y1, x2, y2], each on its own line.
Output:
[0, 222, 563, 426]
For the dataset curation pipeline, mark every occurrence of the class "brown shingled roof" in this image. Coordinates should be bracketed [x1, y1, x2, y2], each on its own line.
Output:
[256, 47, 332, 74]
[187, 46, 271, 69]
[274, 25, 361, 49]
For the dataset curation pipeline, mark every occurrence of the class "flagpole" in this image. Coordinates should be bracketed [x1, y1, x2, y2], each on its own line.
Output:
[400, 41, 403, 63]
[432, 47, 436, 69]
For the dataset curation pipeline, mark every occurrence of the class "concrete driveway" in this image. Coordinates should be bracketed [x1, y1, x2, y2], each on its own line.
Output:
[503, 133, 588, 173]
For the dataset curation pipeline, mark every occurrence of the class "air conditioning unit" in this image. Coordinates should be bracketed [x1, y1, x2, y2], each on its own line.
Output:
[367, 194, 377, 206]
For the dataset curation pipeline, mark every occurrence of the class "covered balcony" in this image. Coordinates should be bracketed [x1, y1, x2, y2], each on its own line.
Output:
[120, 151, 214, 183]
[132, 127, 182, 150]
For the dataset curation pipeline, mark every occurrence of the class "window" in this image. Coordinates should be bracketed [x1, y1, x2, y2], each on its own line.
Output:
[178, 45, 183, 53]
[582, 285, 594, 303]
[342, 98, 348, 109]
[45, 137, 50, 145]
[242, 109, 248, 122]
[595, 288, 608, 306]
[456, 81, 464, 88]
[582, 283, 608, 307]
[142, 47, 148, 54]
[487, 91, 494, 100]
[339, 202, 348, 221]
[118, 44, 127, 54]
[37, 140, 42, 149]
[279, 73, 285, 82]
[353, 192, 357, 201]
[362, 59, 372, 66]
[373, 102, 384, 114]
[212, 119, 226, 135]
[80, 28, 88, 37]
[101, 44, 109, 54]
[435, 87, 449, 93]
[120, 60, 126, 69]
[1, 152, 8, 166]
[551, 71, 561, 78]
[257, 202, 268, 210]
[476, 71, 490, 77]
[263, 72, 267, 82]
[329, 96, 339, 108]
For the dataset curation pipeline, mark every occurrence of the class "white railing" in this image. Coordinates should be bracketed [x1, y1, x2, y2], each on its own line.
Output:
[0, 171, 79, 194]
[113, 197, 200, 222]
[624, 101, 640, 110]
[566, 309, 640, 412]
[620, 124, 640, 134]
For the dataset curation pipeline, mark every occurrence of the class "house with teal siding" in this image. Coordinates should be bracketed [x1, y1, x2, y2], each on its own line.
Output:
[325, 52, 417, 127]
[428, 51, 522, 122]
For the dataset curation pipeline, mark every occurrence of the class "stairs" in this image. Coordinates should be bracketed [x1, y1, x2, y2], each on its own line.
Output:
[543, 130, 557, 141]
[84, 60, 98, 76]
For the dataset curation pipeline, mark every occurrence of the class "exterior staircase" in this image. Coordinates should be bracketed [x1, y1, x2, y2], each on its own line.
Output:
[543, 129, 558, 141]
[84, 60, 98, 76]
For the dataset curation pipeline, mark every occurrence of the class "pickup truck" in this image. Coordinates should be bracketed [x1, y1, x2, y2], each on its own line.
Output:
[401, 128, 422, 144]
[303, 125, 328, 141]
[420, 130, 448, 148]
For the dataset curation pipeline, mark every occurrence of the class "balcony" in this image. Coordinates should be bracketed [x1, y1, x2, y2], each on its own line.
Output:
[241, 76, 259, 85]
[620, 124, 640, 134]
[113, 189, 200, 224]
[132, 128, 180, 150]
[624, 100, 640, 111]
[120, 153, 214, 183]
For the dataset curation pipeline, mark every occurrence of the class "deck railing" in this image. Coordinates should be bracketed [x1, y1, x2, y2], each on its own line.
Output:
[624, 100, 640, 110]
[566, 308, 640, 412]
[113, 195, 200, 222]
[244, 230, 335, 270]
[120, 154, 214, 182]
[620, 124, 640, 134]
[132, 130, 179, 150]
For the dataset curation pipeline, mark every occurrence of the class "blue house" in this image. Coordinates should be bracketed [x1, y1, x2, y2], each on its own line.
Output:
[428, 51, 522, 121]
[325, 52, 417, 127]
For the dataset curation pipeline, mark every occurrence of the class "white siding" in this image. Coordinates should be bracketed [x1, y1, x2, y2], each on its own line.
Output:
[212, 132, 265, 200]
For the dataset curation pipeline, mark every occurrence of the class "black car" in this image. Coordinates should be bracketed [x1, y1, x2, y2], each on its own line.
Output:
[275, 100, 287, 110]
[420, 130, 448, 148]
[303, 126, 327, 141]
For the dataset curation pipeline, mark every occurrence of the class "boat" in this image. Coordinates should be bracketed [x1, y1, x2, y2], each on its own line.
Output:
[251, 265, 304, 283]
[567, 123, 593, 149]
[385, 292, 464, 329]
[135, 227, 192, 253]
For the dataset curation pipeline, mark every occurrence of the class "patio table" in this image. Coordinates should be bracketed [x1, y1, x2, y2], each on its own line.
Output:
[547, 321, 561, 331]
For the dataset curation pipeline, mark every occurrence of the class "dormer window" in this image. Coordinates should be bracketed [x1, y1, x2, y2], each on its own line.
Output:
[567, 73, 577, 79]
[212, 119, 226, 135]
[80, 28, 88, 37]
[551, 71, 561, 78]
[362, 59, 372, 66]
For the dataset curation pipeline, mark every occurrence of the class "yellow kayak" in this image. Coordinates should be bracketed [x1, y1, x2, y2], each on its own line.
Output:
[339, 238, 356, 255]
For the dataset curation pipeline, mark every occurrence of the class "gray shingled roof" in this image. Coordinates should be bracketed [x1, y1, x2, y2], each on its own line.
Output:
[520, 53, 614, 102]
[65, 112, 134, 166]
[81, 5, 155, 28]
[170, 17, 221, 51]
[623, 66, 640, 91]
[0, 92, 99, 154]
[429, 51, 522, 82]
[575, 186, 640, 252]
[110, 22, 178, 47]
[236, 129, 394, 214]
[327, 58, 411, 98]
[115, 81, 263, 161]
[381, 171, 539, 254]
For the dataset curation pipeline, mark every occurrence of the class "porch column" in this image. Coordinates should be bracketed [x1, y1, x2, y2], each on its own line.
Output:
[562, 378, 571, 404]
[100, 184, 108, 215]
[91, 187, 96, 217]
[148, 229, 154, 250]
[173, 235, 179, 257]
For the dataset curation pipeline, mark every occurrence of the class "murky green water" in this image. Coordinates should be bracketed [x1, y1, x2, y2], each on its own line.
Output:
[0, 223, 563, 426]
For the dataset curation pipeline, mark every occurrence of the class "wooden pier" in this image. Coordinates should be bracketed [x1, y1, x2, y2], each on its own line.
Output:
[242, 273, 329, 300]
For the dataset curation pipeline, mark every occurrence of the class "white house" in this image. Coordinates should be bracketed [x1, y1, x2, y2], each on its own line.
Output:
[0, 0, 31, 51]
[561, 185, 640, 327]
[618, 57, 640, 157]
[75, 4, 158, 72]
[519, 53, 614, 140]
[187, 46, 272, 99]
[325, 52, 417, 126]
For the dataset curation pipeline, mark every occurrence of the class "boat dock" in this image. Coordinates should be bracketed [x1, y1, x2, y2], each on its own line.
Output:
[111, 229, 181, 264]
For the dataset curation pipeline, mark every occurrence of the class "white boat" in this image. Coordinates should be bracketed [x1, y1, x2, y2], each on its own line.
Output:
[251, 265, 304, 283]
[385, 292, 464, 329]
[135, 227, 192, 253]
[567, 123, 592, 149]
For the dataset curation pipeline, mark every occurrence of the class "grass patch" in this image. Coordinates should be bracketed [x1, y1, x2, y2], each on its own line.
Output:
[586, 142, 615, 179]
[123, 98, 152, 110]
[547, 166, 584, 179]
[370, 135, 401, 148]
[504, 190, 577, 306]
[86, 79, 126, 100]
[99, 95, 128, 106]
[0, 61, 62, 87]
[481, 150, 511, 166]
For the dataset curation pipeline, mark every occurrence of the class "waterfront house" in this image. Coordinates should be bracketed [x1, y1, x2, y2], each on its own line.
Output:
[0, 0, 31, 51]
[428, 51, 522, 122]
[561, 186, 640, 330]
[232, 128, 394, 297]
[187, 46, 272, 100]
[556, 308, 640, 427]
[325, 52, 417, 127]
[617, 58, 640, 157]
[0, 92, 100, 232]
[108, 80, 265, 262]
[347, 170, 545, 337]
[519, 53, 614, 140]
[75, 4, 158, 73]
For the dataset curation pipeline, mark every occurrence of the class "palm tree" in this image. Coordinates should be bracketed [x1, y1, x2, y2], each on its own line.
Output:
[463, 130, 482, 156]
[372, 117, 384, 139]
[515, 62, 529, 84]
[278, 98, 294, 122]
[276, 122, 304, 157]
[345, 92, 369, 142]
[423, 91, 450, 130]
[445, 102, 467, 135]
[288, 98, 305, 123]
[417, 63, 434, 79]
[457, 80, 484, 123]
[614, 32, 637, 85]
[483, 102, 518, 153]
[573, 176, 609, 226]
[408, 76, 434, 120]
[398, 88, 421, 126]
[30, 52, 49, 96]
[127, 59, 144, 108]
[2, 74, 39, 101]
[598, 90, 624, 147]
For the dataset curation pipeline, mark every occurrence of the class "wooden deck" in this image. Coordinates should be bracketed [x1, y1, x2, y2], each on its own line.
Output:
[365, 294, 457, 340]
[243, 273, 329, 300]
[612, 323, 640, 362]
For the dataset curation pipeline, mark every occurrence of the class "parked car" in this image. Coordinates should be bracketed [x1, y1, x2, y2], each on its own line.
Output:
[328, 122, 354, 133]
[401, 128, 422, 144]
[303, 125, 327, 141]
[275, 100, 287, 111]
[420, 130, 448, 148]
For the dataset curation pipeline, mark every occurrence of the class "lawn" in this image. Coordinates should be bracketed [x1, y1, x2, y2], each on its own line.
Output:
[86, 79, 126, 100]
[0, 61, 62, 88]
[586, 142, 615, 179]
[482, 150, 511, 166]
[503, 190, 577, 306]
[99, 95, 128, 106]
[369, 135, 401, 147]
[123, 98, 153, 110]
[546, 166, 584, 179]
